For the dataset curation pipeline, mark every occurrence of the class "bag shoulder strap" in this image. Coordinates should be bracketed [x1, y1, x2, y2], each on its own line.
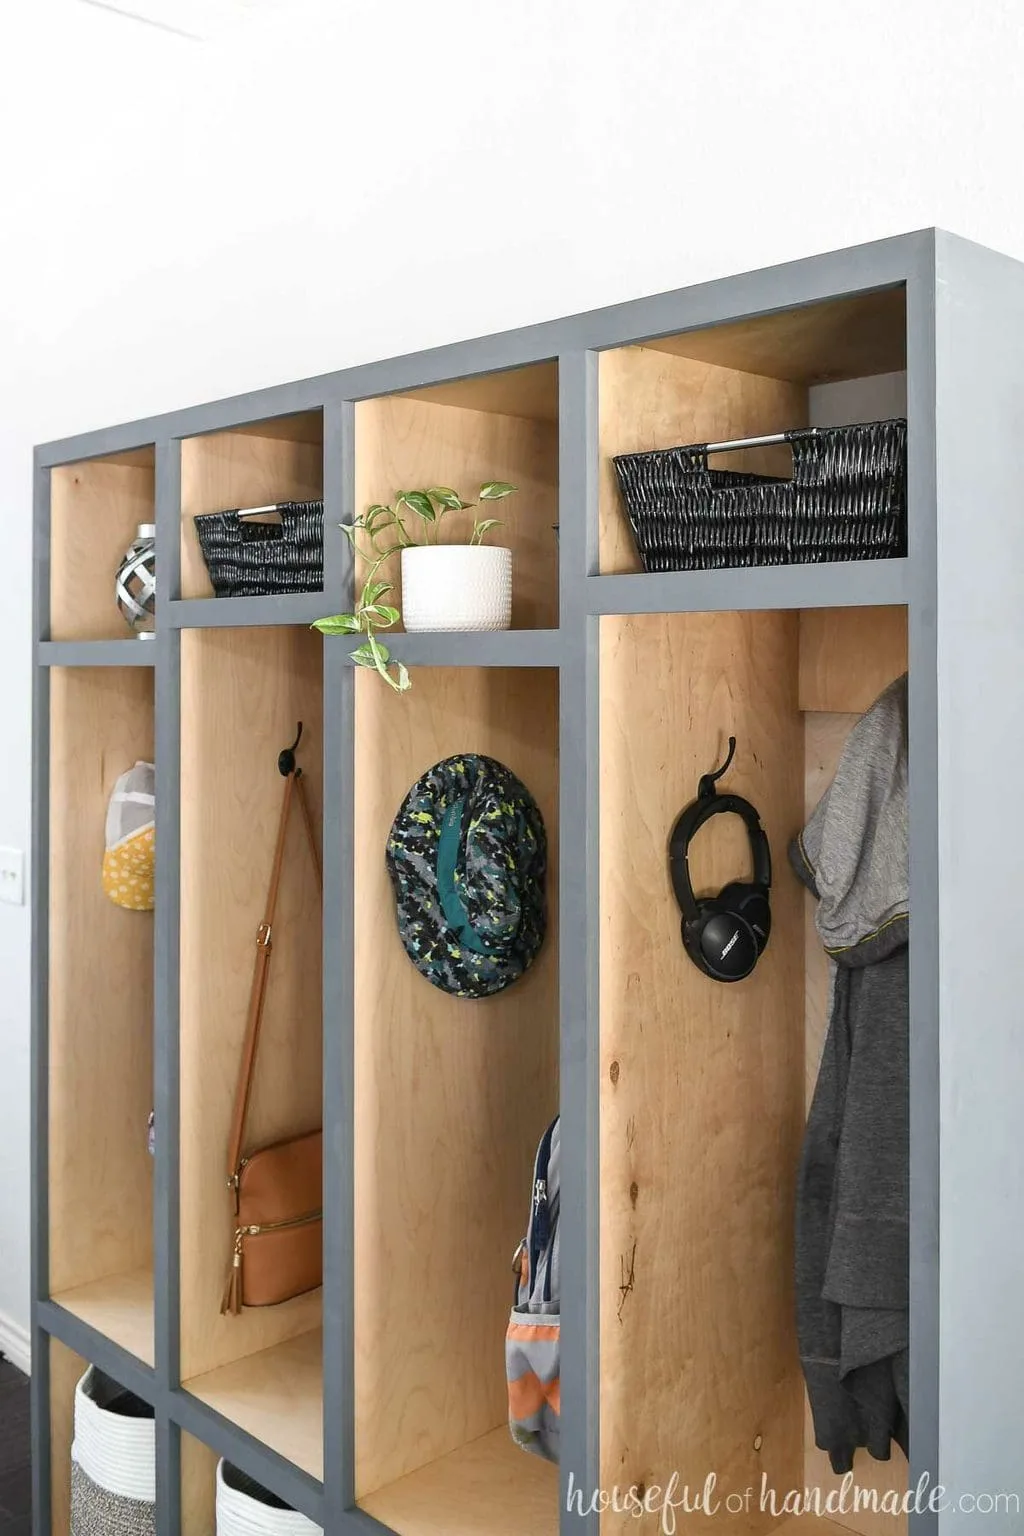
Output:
[226, 738, 322, 1184]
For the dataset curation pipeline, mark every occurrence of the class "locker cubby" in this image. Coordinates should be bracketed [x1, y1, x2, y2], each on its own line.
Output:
[355, 361, 559, 630]
[48, 666, 156, 1365]
[178, 625, 324, 1477]
[48, 1339, 89, 1536]
[181, 1430, 220, 1536]
[599, 605, 909, 1535]
[179, 411, 325, 600]
[352, 665, 560, 1535]
[598, 286, 907, 573]
[50, 448, 156, 640]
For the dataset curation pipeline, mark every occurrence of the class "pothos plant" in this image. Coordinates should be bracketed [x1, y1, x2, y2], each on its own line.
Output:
[312, 481, 517, 691]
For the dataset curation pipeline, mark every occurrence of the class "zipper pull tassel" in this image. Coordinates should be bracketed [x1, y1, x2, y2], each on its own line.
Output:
[220, 1229, 244, 1316]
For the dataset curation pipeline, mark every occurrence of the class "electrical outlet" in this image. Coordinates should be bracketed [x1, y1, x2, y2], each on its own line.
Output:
[0, 847, 25, 906]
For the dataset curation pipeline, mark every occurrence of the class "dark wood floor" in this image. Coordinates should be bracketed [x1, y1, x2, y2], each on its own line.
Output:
[0, 1356, 31, 1536]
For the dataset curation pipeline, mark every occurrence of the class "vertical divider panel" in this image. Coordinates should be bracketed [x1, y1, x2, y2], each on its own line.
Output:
[31, 454, 53, 1536]
[906, 238, 940, 1536]
[156, 1409, 181, 1536]
[558, 350, 601, 1536]
[155, 438, 183, 1395]
[322, 400, 356, 1529]
[155, 434, 184, 1536]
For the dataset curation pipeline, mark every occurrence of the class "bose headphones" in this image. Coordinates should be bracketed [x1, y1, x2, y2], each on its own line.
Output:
[668, 737, 772, 983]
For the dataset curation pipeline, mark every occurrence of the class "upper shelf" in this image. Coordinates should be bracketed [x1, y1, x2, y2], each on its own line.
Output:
[49, 447, 156, 642]
[176, 363, 560, 633]
[354, 361, 559, 632]
[179, 410, 325, 602]
[597, 284, 908, 578]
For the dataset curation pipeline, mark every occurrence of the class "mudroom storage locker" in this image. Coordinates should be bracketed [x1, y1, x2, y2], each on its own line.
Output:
[31, 230, 1023, 1536]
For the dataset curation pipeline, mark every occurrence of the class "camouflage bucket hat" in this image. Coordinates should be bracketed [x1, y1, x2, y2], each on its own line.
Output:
[386, 753, 548, 998]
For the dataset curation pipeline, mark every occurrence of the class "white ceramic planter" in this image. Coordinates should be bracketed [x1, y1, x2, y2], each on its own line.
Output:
[401, 545, 512, 632]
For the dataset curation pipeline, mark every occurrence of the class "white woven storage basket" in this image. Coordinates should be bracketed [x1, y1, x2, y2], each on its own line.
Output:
[216, 1461, 322, 1536]
[71, 1368, 155, 1536]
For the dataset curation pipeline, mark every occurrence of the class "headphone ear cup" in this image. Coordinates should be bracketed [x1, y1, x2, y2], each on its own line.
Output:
[694, 899, 759, 982]
[719, 881, 772, 956]
[681, 905, 713, 976]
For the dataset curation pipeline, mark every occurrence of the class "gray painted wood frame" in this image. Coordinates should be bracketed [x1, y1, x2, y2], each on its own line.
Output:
[31, 226, 1020, 1536]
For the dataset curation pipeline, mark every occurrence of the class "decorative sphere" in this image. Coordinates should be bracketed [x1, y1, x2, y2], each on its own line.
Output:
[116, 524, 156, 637]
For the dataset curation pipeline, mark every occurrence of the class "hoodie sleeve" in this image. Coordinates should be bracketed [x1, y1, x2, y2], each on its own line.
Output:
[790, 675, 909, 959]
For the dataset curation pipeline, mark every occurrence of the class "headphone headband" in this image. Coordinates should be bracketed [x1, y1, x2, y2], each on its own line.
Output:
[669, 790, 772, 921]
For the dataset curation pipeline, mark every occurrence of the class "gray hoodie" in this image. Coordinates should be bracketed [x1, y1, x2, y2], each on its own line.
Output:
[789, 674, 909, 1475]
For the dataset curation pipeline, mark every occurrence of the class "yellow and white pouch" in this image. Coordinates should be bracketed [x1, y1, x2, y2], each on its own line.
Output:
[102, 761, 155, 912]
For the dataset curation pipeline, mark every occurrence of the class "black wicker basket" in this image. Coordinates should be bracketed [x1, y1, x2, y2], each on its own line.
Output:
[194, 500, 324, 598]
[613, 418, 907, 572]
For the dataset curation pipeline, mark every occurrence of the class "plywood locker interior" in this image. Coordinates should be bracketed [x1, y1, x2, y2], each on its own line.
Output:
[178, 625, 324, 1477]
[50, 450, 156, 640]
[600, 610, 806, 1530]
[353, 665, 560, 1534]
[48, 666, 156, 1366]
[599, 605, 909, 1535]
[179, 413, 325, 600]
[799, 610, 909, 1536]
[48, 1339, 89, 1536]
[354, 363, 559, 630]
[180, 1431, 221, 1536]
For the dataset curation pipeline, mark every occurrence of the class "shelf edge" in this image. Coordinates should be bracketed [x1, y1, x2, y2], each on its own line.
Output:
[37, 640, 158, 667]
[35, 1298, 156, 1399]
[588, 557, 910, 615]
[166, 594, 328, 629]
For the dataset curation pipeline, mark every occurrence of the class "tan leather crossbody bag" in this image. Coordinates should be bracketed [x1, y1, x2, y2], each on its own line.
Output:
[221, 728, 323, 1315]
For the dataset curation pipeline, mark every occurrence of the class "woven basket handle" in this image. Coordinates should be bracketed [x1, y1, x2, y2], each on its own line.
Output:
[234, 504, 291, 542]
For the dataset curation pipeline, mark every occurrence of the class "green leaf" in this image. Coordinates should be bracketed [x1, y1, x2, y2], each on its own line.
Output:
[396, 490, 436, 523]
[351, 640, 392, 665]
[312, 613, 362, 635]
[471, 518, 505, 545]
[341, 523, 361, 547]
[362, 580, 394, 607]
[395, 662, 411, 692]
[427, 486, 470, 512]
[360, 603, 400, 627]
[478, 481, 517, 501]
[364, 503, 397, 535]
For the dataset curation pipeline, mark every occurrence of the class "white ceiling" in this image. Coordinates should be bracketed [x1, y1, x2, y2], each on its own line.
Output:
[77, 0, 291, 41]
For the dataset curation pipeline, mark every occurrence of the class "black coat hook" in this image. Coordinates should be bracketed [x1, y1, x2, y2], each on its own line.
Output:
[697, 735, 736, 800]
[278, 722, 303, 778]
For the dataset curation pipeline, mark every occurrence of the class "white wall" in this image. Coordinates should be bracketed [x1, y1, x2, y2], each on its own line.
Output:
[2, 0, 1024, 1347]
